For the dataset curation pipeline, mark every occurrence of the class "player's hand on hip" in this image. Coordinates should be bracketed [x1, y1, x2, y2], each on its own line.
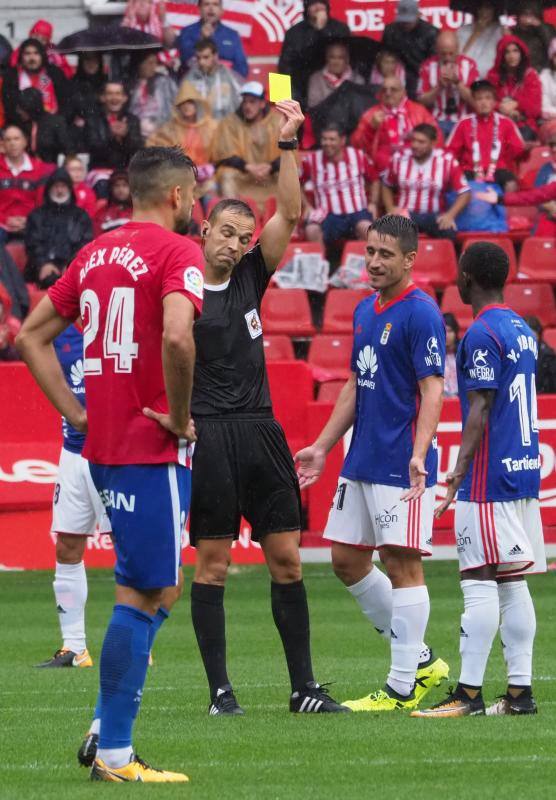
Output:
[400, 456, 427, 501]
[294, 444, 326, 489]
[434, 472, 459, 518]
[276, 100, 304, 141]
[142, 407, 197, 442]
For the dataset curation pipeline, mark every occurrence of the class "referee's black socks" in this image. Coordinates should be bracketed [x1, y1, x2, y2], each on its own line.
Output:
[271, 580, 315, 692]
[191, 582, 230, 700]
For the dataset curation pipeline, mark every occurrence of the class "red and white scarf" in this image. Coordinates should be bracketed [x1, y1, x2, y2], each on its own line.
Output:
[17, 67, 57, 114]
[472, 113, 501, 182]
[322, 67, 353, 90]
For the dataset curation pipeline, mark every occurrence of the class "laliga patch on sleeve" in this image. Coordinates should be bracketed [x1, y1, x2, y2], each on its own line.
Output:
[268, 72, 292, 103]
[183, 266, 204, 299]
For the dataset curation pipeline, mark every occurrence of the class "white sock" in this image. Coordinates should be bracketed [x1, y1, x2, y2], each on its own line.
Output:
[53, 561, 88, 653]
[97, 746, 133, 769]
[498, 581, 536, 686]
[459, 579, 499, 688]
[347, 567, 393, 640]
[387, 586, 430, 696]
[90, 718, 100, 735]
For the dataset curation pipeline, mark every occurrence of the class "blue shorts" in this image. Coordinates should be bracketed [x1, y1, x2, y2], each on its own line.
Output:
[89, 462, 191, 590]
[321, 209, 373, 244]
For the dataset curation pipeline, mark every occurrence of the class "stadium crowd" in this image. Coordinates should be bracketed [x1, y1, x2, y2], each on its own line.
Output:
[2, 0, 556, 393]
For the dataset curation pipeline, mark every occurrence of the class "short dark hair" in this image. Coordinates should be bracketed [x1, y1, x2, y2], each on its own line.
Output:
[195, 37, 217, 54]
[443, 312, 460, 336]
[459, 242, 509, 290]
[129, 147, 197, 205]
[412, 123, 437, 142]
[208, 198, 255, 224]
[368, 214, 418, 255]
[470, 79, 496, 96]
[321, 121, 346, 137]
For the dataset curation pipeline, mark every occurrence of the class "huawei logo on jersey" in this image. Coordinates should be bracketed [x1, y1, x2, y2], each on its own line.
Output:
[357, 345, 378, 389]
[70, 360, 84, 386]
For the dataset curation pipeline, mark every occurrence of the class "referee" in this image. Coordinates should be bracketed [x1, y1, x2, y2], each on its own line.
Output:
[190, 99, 347, 715]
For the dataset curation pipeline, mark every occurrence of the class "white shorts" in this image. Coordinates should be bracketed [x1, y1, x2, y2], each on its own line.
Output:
[324, 478, 434, 555]
[51, 448, 111, 535]
[455, 498, 546, 576]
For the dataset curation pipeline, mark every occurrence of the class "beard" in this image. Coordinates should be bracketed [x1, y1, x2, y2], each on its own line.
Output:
[174, 210, 192, 235]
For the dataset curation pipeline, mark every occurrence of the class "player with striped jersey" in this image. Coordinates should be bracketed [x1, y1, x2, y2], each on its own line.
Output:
[413, 242, 546, 719]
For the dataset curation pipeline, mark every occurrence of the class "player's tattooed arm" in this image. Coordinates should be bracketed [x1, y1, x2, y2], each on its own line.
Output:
[402, 374, 444, 502]
[16, 297, 87, 432]
[435, 388, 495, 517]
[295, 373, 356, 488]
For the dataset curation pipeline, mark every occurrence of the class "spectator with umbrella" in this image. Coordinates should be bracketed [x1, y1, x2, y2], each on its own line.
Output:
[487, 35, 542, 140]
[128, 51, 177, 138]
[307, 40, 365, 110]
[381, 0, 438, 99]
[454, 2, 504, 78]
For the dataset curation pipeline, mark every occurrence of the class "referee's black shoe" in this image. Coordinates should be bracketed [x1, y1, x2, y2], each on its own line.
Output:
[290, 682, 351, 713]
[208, 686, 245, 716]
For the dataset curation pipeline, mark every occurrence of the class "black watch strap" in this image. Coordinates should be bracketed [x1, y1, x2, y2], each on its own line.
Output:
[278, 138, 299, 150]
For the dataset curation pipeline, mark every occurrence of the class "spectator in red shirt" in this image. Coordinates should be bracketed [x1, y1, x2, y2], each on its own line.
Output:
[351, 76, 443, 172]
[447, 79, 526, 182]
[487, 34, 542, 141]
[2, 39, 70, 124]
[9, 20, 73, 79]
[302, 122, 379, 245]
[478, 178, 556, 237]
[0, 125, 51, 243]
[93, 170, 133, 236]
[417, 30, 479, 138]
[63, 155, 97, 219]
[382, 123, 470, 240]
[123, 0, 165, 40]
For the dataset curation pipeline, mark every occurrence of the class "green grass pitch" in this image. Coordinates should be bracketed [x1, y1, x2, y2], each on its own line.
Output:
[2, 562, 555, 799]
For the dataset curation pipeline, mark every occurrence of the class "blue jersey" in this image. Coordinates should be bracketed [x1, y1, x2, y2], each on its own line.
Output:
[53, 325, 86, 454]
[456, 305, 540, 502]
[342, 285, 445, 488]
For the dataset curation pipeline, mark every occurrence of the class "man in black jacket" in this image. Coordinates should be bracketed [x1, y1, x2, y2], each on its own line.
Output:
[24, 168, 93, 288]
[382, 0, 438, 99]
[85, 81, 143, 172]
[15, 88, 70, 164]
[2, 38, 70, 124]
[278, 1, 350, 106]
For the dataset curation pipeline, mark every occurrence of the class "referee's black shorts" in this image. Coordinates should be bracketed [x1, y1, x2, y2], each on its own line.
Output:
[189, 414, 302, 545]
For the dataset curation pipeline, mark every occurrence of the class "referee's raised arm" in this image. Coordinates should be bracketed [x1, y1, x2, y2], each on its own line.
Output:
[258, 100, 304, 272]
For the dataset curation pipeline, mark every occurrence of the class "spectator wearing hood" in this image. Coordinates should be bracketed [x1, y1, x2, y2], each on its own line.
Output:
[513, 3, 556, 73]
[9, 20, 72, 78]
[177, 0, 248, 78]
[24, 168, 92, 288]
[93, 170, 133, 236]
[66, 53, 106, 154]
[15, 87, 70, 164]
[211, 81, 282, 205]
[179, 37, 242, 121]
[487, 35, 542, 140]
[382, 0, 438, 99]
[129, 51, 177, 139]
[0, 125, 52, 243]
[2, 38, 70, 123]
[147, 84, 217, 201]
[278, 1, 350, 106]
[85, 81, 143, 170]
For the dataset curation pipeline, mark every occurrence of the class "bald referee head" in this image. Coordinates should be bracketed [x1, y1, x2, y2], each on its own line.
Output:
[129, 146, 198, 234]
[201, 199, 257, 279]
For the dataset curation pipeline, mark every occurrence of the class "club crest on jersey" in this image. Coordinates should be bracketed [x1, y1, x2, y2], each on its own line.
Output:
[183, 266, 204, 300]
[469, 348, 494, 380]
[245, 308, 263, 339]
[425, 336, 441, 367]
[356, 345, 378, 389]
[380, 323, 392, 345]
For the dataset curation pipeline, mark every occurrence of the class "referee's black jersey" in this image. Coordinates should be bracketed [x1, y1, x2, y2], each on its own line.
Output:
[192, 243, 273, 417]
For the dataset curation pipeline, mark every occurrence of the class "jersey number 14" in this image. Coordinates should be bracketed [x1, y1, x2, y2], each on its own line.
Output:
[509, 372, 538, 447]
[80, 287, 138, 375]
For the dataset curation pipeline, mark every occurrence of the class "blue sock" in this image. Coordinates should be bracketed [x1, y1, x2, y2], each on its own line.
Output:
[91, 606, 170, 732]
[98, 604, 153, 750]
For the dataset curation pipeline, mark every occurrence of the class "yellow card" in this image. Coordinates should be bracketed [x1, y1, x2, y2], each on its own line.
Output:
[268, 72, 292, 103]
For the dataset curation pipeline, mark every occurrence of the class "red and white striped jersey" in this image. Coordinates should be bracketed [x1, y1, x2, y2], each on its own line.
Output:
[418, 55, 479, 123]
[382, 148, 469, 214]
[301, 147, 378, 215]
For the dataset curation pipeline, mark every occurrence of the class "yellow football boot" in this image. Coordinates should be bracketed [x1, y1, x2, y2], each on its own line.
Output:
[90, 755, 189, 783]
[414, 655, 450, 705]
[342, 687, 419, 712]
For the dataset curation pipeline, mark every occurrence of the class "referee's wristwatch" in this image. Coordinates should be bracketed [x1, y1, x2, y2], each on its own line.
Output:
[278, 138, 299, 150]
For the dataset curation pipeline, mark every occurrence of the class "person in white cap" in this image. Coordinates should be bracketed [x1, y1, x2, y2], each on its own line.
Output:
[211, 81, 282, 205]
[382, 0, 438, 99]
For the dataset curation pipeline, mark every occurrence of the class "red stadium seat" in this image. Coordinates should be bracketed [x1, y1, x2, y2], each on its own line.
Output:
[322, 288, 371, 333]
[413, 239, 457, 288]
[462, 237, 517, 281]
[318, 380, 345, 403]
[519, 169, 539, 190]
[263, 335, 295, 360]
[5, 241, 27, 274]
[261, 288, 315, 336]
[505, 283, 556, 327]
[518, 238, 556, 283]
[276, 241, 326, 271]
[308, 334, 352, 381]
[543, 327, 556, 350]
[266, 360, 314, 455]
[518, 145, 551, 178]
[340, 240, 366, 266]
[440, 285, 474, 331]
[26, 285, 46, 312]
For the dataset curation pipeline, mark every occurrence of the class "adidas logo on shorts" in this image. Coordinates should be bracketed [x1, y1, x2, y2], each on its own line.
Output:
[508, 544, 524, 556]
